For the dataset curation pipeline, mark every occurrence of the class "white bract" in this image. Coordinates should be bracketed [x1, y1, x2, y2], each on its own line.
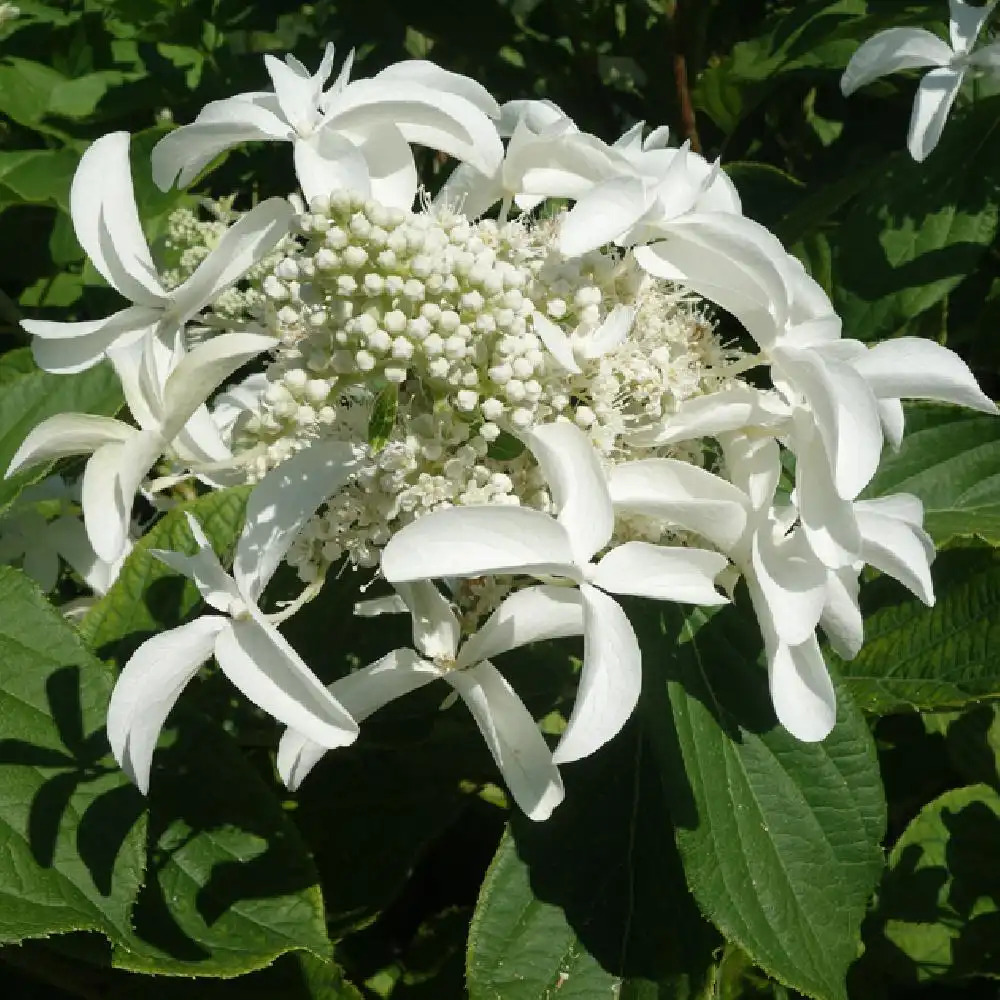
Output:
[6, 331, 277, 562]
[22, 131, 291, 375]
[152, 47, 503, 208]
[380, 420, 729, 764]
[841, 0, 1000, 160]
[279, 579, 586, 820]
[106, 442, 362, 793]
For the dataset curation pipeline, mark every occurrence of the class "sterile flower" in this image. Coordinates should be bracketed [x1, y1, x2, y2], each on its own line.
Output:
[380, 420, 729, 764]
[106, 442, 362, 793]
[6, 331, 276, 562]
[21, 132, 291, 374]
[633, 213, 997, 511]
[279, 579, 586, 820]
[151, 47, 503, 207]
[841, 0, 1000, 160]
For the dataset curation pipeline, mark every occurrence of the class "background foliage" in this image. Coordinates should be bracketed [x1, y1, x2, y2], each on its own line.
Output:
[1, 1, 999, 998]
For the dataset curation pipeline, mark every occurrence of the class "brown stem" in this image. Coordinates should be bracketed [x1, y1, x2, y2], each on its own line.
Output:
[668, 0, 703, 154]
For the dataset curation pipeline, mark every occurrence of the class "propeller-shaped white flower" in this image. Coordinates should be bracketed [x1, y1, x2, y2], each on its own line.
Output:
[152, 47, 503, 209]
[106, 442, 362, 794]
[380, 420, 729, 764]
[633, 214, 996, 510]
[842, 0, 1000, 160]
[608, 435, 939, 740]
[279, 579, 585, 820]
[6, 331, 277, 562]
[21, 132, 292, 375]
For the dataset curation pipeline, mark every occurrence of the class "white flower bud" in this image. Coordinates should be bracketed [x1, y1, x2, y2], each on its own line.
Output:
[456, 389, 479, 411]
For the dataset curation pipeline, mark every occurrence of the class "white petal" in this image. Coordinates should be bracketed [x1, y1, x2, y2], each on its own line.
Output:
[633, 215, 790, 348]
[107, 615, 229, 793]
[6, 414, 132, 477]
[497, 98, 572, 136]
[395, 581, 461, 662]
[559, 176, 653, 257]
[354, 123, 418, 210]
[629, 386, 788, 448]
[821, 568, 864, 661]
[840, 28, 953, 95]
[293, 130, 371, 204]
[161, 332, 278, 440]
[879, 398, 905, 449]
[855, 492, 925, 528]
[150, 512, 242, 614]
[851, 337, 997, 414]
[169, 199, 294, 322]
[374, 60, 501, 118]
[607, 458, 748, 551]
[456, 585, 585, 668]
[856, 508, 935, 605]
[355, 594, 409, 617]
[83, 430, 162, 563]
[25, 306, 157, 375]
[773, 345, 883, 500]
[581, 304, 635, 359]
[45, 515, 122, 595]
[512, 130, 628, 201]
[521, 421, 613, 565]
[950, 0, 997, 53]
[235, 441, 359, 600]
[264, 53, 321, 133]
[722, 434, 782, 512]
[107, 330, 170, 430]
[591, 542, 729, 605]
[381, 505, 578, 584]
[768, 634, 837, 742]
[435, 160, 504, 219]
[908, 67, 964, 162]
[70, 132, 165, 305]
[552, 585, 640, 764]
[278, 647, 435, 790]
[751, 526, 828, 647]
[151, 99, 290, 190]
[532, 312, 581, 374]
[794, 428, 863, 569]
[325, 79, 503, 176]
[217, 615, 359, 748]
[448, 661, 564, 821]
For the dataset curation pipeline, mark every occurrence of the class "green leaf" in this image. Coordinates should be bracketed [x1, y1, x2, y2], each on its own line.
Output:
[832, 548, 1000, 715]
[108, 710, 331, 977]
[367, 384, 398, 454]
[642, 599, 886, 1000]
[834, 101, 1000, 341]
[865, 404, 1000, 545]
[467, 713, 719, 999]
[0, 149, 78, 213]
[0, 566, 147, 945]
[858, 784, 1000, 987]
[0, 349, 123, 516]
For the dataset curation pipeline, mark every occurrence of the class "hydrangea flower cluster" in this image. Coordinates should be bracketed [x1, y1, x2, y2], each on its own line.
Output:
[7, 39, 996, 822]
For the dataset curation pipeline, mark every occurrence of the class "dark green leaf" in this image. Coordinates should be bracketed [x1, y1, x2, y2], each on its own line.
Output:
[0, 566, 147, 945]
[834, 101, 1000, 341]
[858, 784, 1000, 987]
[467, 713, 719, 1000]
[367, 384, 399, 454]
[642, 599, 885, 1000]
